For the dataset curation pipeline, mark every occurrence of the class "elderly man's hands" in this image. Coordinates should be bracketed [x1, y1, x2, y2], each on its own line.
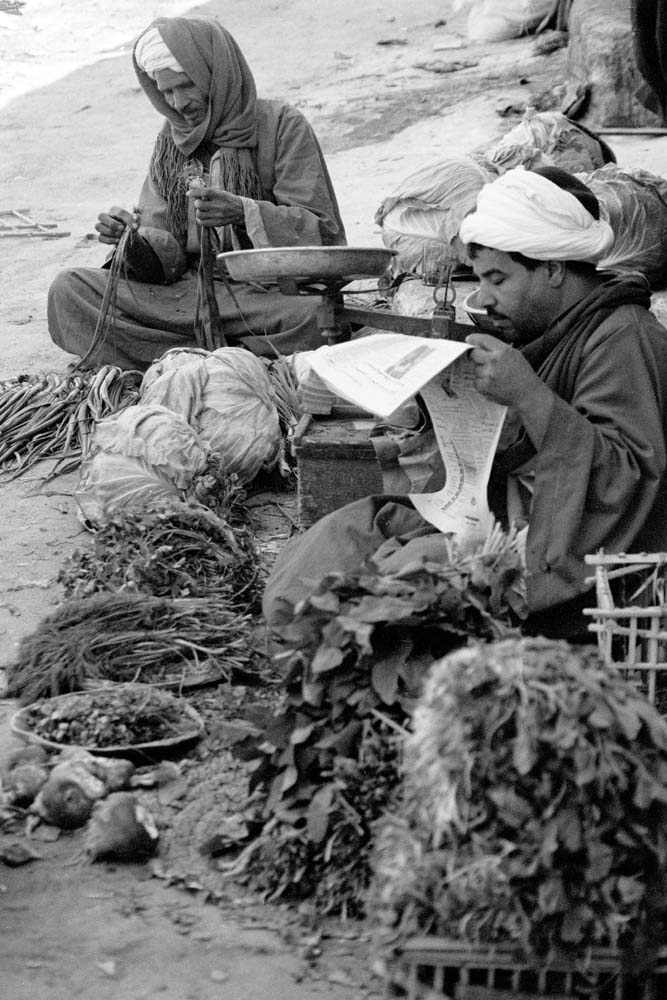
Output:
[187, 185, 245, 228]
[95, 207, 139, 245]
[466, 332, 554, 450]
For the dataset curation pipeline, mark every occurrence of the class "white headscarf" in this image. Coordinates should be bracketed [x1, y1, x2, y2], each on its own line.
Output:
[134, 26, 184, 78]
[458, 166, 614, 263]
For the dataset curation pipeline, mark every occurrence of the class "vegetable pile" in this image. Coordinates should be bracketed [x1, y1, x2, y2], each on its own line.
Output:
[0, 366, 140, 480]
[5, 592, 253, 704]
[140, 346, 283, 484]
[372, 637, 667, 970]
[58, 502, 261, 609]
[23, 685, 195, 749]
[231, 534, 523, 916]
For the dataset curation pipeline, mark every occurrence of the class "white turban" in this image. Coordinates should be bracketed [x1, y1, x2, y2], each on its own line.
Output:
[134, 27, 184, 78]
[458, 166, 614, 263]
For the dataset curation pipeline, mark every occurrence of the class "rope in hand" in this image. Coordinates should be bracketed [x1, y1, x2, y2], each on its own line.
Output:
[185, 167, 228, 352]
[75, 223, 134, 371]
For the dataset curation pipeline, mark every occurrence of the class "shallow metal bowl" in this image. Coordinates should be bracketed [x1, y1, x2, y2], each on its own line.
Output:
[217, 246, 396, 285]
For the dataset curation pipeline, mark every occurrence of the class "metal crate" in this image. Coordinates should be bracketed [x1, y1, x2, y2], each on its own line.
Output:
[387, 937, 667, 1000]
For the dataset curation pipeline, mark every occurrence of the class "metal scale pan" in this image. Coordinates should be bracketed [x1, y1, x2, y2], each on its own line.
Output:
[217, 246, 472, 342]
[217, 246, 396, 288]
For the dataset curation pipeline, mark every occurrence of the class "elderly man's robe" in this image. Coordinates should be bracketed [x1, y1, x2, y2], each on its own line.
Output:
[48, 100, 346, 369]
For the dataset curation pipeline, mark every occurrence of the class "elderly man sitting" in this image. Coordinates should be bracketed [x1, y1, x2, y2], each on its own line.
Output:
[263, 165, 667, 640]
[47, 14, 346, 370]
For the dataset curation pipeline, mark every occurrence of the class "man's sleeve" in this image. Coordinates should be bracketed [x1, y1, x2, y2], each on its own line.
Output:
[524, 316, 667, 610]
[239, 105, 346, 249]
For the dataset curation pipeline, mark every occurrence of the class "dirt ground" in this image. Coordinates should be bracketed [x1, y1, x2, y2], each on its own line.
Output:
[3, 1, 667, 997]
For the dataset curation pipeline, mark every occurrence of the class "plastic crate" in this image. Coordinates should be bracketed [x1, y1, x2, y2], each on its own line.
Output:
[584, 553, 667, 707]
[386, 937, 667, 1000]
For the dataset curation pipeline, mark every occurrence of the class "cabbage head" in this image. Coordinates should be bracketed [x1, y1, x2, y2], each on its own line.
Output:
[141, 347, 282, 483]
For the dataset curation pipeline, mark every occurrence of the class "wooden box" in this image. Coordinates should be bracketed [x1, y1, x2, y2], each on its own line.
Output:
[291, 415, 384, 528]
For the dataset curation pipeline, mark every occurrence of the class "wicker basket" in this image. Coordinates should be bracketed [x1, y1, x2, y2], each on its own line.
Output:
[387, 937, 667, 1000]
[584, 552, 667, 708]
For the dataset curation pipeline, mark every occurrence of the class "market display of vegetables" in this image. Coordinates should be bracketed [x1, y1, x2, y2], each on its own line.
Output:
[5, 593, 253, 704]
[18, 685, 200, 751]
[227, 530, 524, 916]
[372, 637, 667, 971]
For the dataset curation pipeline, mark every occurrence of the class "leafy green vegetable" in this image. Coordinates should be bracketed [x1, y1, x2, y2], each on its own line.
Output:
[372, 637, 667, 970]
[231, 537, 523, 915]
[58, 501, 260, 609]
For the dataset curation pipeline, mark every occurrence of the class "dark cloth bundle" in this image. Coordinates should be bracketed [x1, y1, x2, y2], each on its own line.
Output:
[631, 0, 667, 122]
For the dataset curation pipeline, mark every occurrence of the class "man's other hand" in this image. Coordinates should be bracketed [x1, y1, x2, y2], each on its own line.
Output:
[187, 186, 245, 227]
[466, 332, 541, 406]
[95, 207, 139, 245]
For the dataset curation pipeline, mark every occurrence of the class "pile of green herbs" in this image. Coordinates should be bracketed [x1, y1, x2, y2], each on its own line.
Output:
[24, 684, 191, 748]
[58, 502, 261, 610]
[372, 637, 667, 970]
[5, 593, 253, 704]
[229, 536, 523, 917]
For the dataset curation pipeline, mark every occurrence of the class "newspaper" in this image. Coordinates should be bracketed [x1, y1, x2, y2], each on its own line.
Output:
[308, 334, 507, 541]
[308, 333, 470, 420]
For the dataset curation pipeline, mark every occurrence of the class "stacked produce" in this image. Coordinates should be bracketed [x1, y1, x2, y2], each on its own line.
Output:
[372, 637, 667, 971]
[140, 346, 283, 483]
[5, 593, 253, 704]
[58, 502, 260, 609]
[22, 685, 197, 750]
[0, 365, 140, 480]
[230, 530, 523, 916]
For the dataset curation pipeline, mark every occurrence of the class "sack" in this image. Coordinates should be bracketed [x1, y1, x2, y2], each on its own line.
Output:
[375, 155, 496, 273]
[580, 164, 667, 289]
[454, 0, 552, 42]
[375, 111, 615, 275]
[485, 109, 615, 174]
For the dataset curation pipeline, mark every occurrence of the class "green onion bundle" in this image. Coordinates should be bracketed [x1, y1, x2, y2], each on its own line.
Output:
[0, 365, 140, 480]
[5, 592, 254, 704]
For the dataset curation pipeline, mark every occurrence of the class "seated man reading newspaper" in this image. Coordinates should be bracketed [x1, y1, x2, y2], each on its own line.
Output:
[263, 166, 667, 641]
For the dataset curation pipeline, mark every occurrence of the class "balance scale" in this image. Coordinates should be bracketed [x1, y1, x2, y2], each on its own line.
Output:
[217, 246, 475, 344]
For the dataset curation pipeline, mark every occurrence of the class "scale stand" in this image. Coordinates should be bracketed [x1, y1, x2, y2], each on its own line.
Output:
[277, 270, 473, 345]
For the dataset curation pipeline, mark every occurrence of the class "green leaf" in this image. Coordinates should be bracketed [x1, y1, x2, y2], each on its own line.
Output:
[262, 711, 295, 750]
[301, 679, 324, 707]
[307, 783, 335, 844]
[291, 722, 316, 745]
[281, 765, 299, 794]
[308, 592, 341, 613]
[585, 842, 613, 882]
[617, 875, 645, 905]
[487, 786, 533, 828]
[588, 704, 614, 729]
[336, 616, 374, 652]
[557, 807, 582, 852]
[350, 595, 416, 623]
[538, 873, 567, 914]
[560, 904, 593, 943]
[371, 660, 400, 705]
[512, 726, 535, 776]
[311, 645, 345, 676]
[316, 720, 363, 757]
